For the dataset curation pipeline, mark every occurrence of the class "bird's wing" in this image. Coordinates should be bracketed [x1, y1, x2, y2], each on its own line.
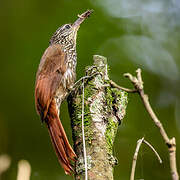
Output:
[35, 44, 67, 120]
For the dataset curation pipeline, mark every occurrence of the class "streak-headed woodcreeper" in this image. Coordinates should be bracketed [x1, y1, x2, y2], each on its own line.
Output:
[35, 10, 93, 175]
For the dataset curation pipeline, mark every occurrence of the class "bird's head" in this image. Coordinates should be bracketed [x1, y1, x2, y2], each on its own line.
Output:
[50, 10, 93, 45]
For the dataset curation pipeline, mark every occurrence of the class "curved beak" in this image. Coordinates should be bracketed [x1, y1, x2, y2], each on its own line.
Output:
[72, 9, 93, 30]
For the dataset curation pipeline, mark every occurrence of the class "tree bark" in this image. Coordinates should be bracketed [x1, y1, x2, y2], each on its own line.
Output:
[67, 55, 128, 180]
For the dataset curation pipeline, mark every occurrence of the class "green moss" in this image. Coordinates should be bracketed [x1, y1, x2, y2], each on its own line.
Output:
[105, 86, 114, 111]
[104, 84, 128, 154]
[69, 81, 96, 145]
[105, 116, 119, 153]
[112, 88, 128, 106]
[70, 77, 128, 154]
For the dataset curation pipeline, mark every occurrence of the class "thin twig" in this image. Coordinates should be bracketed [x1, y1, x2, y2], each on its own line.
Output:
[109, 80, 137, 93]
[130, 137, 162, 180]
[143, 139, 162, 163]
[130, 137, 144, 180]
[124, 68, 179, 180]
[81, 78, 88, 180]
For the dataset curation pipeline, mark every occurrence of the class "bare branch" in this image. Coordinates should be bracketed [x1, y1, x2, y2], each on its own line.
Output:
[130, 138, 162, 180]
[125, 69, 179, 180]
[109, 80, 137, 93]
[169, 138, 178, 180]
[143, 139, 162, 164]
[130, 137, 144, 180]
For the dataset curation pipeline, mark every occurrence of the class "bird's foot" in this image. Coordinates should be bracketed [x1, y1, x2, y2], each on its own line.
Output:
[68, 73, 99, 93]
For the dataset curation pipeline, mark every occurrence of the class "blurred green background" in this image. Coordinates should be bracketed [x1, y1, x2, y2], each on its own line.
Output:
[0, 0, 180, 179]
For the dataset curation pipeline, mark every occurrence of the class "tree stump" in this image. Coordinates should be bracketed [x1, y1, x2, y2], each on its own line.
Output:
[67, 55, 128, 180]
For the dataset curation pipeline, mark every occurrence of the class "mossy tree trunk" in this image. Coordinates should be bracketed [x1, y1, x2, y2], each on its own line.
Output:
[67, 55, 128, 180]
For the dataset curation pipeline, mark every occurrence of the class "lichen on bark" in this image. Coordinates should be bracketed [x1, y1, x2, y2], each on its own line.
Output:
[67, 55, 128, 180]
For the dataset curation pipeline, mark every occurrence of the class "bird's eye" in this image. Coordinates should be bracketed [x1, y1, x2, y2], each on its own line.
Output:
[65, 24, 71, 29]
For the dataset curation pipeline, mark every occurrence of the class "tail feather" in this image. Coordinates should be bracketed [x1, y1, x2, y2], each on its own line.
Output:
[46, 100, 76, 175]
[47, 124, 73, 174]
[54, 115, 77, 161]
[48, 124, 69, 164]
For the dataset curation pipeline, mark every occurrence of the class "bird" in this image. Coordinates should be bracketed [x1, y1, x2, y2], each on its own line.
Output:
[35, 10, 93, 175]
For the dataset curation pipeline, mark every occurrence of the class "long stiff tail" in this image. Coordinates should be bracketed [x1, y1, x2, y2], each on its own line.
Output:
[46, 100, 76, 175]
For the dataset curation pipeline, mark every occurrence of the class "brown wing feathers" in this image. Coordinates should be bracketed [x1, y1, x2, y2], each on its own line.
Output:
[35, 44, 76, 175]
